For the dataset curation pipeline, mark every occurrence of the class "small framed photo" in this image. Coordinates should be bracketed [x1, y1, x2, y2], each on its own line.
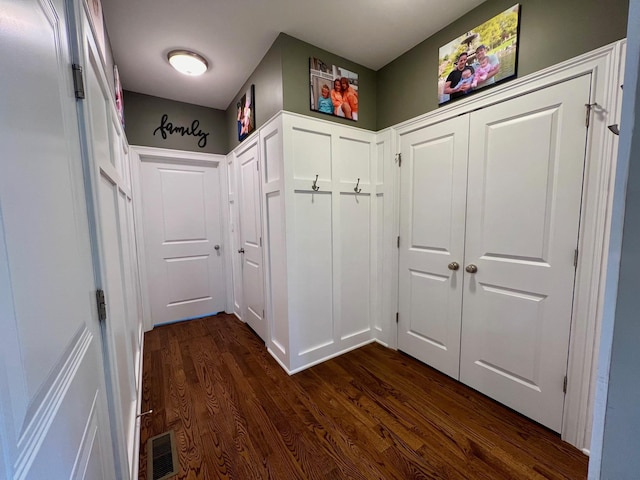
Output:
[438, 4, 521, 105]
[309, 57, 359, 121]
[114, 65, 124, 127]
[237, 85, 255, 142]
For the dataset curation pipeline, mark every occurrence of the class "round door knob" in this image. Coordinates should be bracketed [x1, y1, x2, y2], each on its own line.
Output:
[214, 244, 220, 250]
[448, 262, 460, 271]
[465, 264, 478, 273]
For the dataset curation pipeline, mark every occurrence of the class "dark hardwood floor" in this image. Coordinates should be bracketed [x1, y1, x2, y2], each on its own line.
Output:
[138, 313, 588, 479]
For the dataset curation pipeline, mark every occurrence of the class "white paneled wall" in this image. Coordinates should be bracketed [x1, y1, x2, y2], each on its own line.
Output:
[226, 112, 394, 374]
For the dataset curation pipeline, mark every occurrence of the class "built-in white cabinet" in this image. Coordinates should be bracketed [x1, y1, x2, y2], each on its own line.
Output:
[242, 113, 384, 373]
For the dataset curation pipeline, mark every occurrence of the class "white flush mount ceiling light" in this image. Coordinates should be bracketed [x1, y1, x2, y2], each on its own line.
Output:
[167, 50, 209, 76]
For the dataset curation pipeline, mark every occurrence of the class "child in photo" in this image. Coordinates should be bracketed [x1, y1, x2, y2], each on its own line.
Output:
[472, 54, 492, 87]
[454, 66, 474, 93]
[317, 84, 334, 114]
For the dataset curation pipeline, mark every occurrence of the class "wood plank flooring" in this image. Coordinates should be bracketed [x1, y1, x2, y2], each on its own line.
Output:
[138, 313, 588, 479]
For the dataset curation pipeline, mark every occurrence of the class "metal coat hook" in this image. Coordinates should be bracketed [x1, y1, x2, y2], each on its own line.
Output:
[608, 124, 620, 136]
[354, 178, 362, 193]
[312, 174, 319, 191]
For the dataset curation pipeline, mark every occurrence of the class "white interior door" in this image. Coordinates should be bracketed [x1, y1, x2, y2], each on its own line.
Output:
[237, 143, 266, 341]
[81, 14, 141, 477]
[227, 153, 244, 319]
[397, 116, 469, 379]
[140, 156, 226, 326]
[460, 75, 591, 432]
[0, 0, 115, 477]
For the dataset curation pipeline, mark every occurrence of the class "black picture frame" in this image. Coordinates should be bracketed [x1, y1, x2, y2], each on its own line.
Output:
[309, 57, 359, 121]
[237, 84, 255, 141]
[438, 4, 521, 106]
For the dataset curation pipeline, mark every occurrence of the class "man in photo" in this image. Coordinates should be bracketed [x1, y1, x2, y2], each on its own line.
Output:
[472, 45, 500, 88]
[443, 52, 472, 100]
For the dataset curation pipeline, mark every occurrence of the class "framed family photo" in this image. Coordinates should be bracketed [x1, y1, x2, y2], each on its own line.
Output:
[438, 4, 521, 105]
[309, 57, 359, 121]
[237, 85, 255, 141]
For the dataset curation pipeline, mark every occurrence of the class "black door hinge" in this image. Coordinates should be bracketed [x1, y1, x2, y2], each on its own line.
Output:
[585, 103, 599, 128]
[96, 289, 107, 321]
[397, 236, 400, 248]
[72, 64, 85, 99]
[396, 153, 402, 167]
[563, 375, 568, 394]
[396, 312, 399, 324]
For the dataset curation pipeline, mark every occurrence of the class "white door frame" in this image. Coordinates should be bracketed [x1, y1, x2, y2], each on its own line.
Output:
[130, 146, 230, 332]
[72, 1, 145, 476]
[390, 40, 626, 451]
[226, 150, 244, 320]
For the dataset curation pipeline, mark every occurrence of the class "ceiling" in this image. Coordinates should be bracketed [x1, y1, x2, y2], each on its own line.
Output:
[101, 0, 486, 111]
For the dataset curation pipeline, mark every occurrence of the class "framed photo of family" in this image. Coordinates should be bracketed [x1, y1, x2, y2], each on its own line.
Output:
[236, 85, 255, 142]
[437, 4, 521, 105]
[309, 57, 359, 121]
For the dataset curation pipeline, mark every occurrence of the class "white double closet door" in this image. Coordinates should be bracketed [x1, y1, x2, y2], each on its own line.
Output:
[398, 74, 591, 432]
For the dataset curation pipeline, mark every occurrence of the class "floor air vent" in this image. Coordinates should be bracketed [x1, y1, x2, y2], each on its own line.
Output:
[147, 430, 178, 480]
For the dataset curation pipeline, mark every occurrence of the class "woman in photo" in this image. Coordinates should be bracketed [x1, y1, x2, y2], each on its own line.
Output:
[331, 78, 344, 117]
[339, 77, 358, 120]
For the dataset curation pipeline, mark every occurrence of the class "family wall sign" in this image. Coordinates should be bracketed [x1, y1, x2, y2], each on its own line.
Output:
[153, 114, 210, 148]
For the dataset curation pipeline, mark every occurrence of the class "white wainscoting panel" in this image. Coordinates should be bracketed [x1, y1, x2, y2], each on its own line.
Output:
[338, 136, 371, 184]
[292, 128, 332, 182]
[292, 191, 335, 356]
[340, 193, 371, 340]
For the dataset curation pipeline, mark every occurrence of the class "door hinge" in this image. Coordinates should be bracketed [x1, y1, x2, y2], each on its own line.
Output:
[574, 248, 579, 268]
[256, 162, 259, 171]
[563, 375, 568, 394]
[96, 289, 107, 322]
[396, 312, 399, 324]
[585, 103, 598, 128]
[395, 153, 402, 167]
[397, 236, 400, 248]
[72, 63, 85, 99]
[260, 237, 262, 247]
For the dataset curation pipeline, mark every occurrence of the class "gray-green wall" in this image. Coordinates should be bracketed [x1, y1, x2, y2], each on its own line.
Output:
[124, 0, 629, 152]
[225, 36, 284, 151]
[376, 0, 629, 129]
[224, 33, 377, 151]
[123, 91, 227, 154]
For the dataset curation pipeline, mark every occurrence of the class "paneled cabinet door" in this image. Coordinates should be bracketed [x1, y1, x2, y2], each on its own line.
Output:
[460, 74, 591, 432]
[397, 115, 470, 379]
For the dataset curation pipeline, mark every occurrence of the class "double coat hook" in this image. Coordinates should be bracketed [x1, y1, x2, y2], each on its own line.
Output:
[354, 178, 362, 193]
[312, 174, 319, 191]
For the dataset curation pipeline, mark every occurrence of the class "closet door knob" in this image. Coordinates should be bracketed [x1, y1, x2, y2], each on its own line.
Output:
[214, 244, 220, 251]
[238, 248, 245, 254]
[465, 264, 478, 273]
[448, 262, 460, 271]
